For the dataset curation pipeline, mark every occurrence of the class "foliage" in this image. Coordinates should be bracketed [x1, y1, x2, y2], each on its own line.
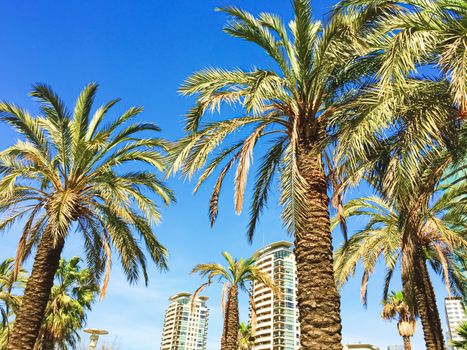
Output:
[0, 259, 27, 349]
[333, 177, 467, 305]
[381, 291, 416, 338]
[452, 321, 467, 349]
[170, 0, 387, 240]
[34, 257, 99, 350]
[238, 322, 254, 350]
[191, 251, 279, 306]
[0, 83, 175, 294]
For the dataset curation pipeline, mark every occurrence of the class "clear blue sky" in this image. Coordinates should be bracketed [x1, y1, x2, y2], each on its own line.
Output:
[0, 1, 450, 349]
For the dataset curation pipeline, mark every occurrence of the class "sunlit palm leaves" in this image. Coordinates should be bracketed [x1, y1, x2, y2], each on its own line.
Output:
[334, 174, 467, 303]
[0, 259, 26, 349]
[337, 0, 467, 117]
[171, 0, 385, 240]
[191, 252, 278, 350]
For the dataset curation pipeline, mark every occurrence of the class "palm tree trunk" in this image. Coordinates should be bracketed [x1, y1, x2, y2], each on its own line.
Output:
[7, 231, 64, 350]
[402, 223, 445, 350]
[294, 140, 342, 350]
[221, 285, 239, 350]
[416, 247, 445, 350]
[34, 333, 54, 350]
[403, 336, 412, 350]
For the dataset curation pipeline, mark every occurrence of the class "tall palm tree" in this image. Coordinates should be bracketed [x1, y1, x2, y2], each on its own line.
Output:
[34, 257, 99, 350]
[191, 252, 278, 350]
[0, 260, 27, 350]
[237, 322, 254, 350]
[381, 291, 416, 350]
[334, 151, 465, 350]
[170, 1, 389, 347]
[0, 83, 175, 350]
[332, 68, 465, 349]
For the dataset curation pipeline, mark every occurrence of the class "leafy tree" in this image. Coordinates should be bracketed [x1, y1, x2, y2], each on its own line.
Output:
[381, 291, 416, 350]
[192, 252, 278, 350]
[336, 0, 467, 119]
[334, 178, 467, 304]
[0, 259, 27, 349]
[170, 1, 387, 347]
[0, 83, 174, 350]
[34, 257, 99, 350]
[237, 322, 254, 350]
[452, 321, 467, 349]
[332, 66, 465, 349]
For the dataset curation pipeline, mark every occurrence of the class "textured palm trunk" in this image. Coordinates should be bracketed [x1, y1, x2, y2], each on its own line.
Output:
[8, 232, 64, 350]
[221, 285, 239, 350]
[402, 212, 445, 350]
[403, 336, 412, 350]
[34, 334, 54, 350]
[416, 248, 445, 350]
[294, 139, 342, 350]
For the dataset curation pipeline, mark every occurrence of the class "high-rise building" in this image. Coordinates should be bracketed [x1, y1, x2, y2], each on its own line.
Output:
[343, 344, 380, 350]
[250, 241, 300, 350]
[160, 292, 209, 350]
[445, 296, 466, 348]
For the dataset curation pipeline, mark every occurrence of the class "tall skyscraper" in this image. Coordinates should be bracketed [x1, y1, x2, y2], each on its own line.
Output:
[250, 241, 300, 350]
[445, 296, 466, 348]
[160, 292, 209, 350]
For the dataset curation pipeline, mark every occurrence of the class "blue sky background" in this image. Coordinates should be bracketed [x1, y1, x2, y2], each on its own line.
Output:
[0, 1, 451, 349]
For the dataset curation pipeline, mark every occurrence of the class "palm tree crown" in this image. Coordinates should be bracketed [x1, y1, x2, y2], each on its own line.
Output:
[382, 291, 416, 350]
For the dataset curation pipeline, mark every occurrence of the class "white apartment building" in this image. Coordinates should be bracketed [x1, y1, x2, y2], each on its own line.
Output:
[445, 296, 466, 348]
[344, 344, 380, 350]
[160, 292, 209, 350]
[250, 241, 300, 350]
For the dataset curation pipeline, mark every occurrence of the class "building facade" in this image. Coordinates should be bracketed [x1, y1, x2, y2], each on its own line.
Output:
[250, 241, 300, 350]
[160, 292, 209, 350]
[445, 296, 466, 348]
[343, 344, 380, 350]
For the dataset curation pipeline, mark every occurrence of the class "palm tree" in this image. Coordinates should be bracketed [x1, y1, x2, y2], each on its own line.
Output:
[170, 1, 386, 347]
[0, 83, 175, 350]
[0, 260, 27, 349]
[334, 153, 466, 350]
[237, 322, 254, 350]
[191, 252, 278, 350]
[334, 178, 467, 304]
[34, 257, 99, 350]
[381, 291, 416, 350]
[452, 321, 467, 349]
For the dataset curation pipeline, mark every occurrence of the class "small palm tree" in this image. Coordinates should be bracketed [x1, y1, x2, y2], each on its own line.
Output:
[452, 321, 467, 349]
[382, 291, 416, 350]
[34, 257, 99, 350]
[237, 322, 254, 350]
[191, 252, 278, 350]
[0, 83, 174, 350]
[0, 259, 27, 349]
